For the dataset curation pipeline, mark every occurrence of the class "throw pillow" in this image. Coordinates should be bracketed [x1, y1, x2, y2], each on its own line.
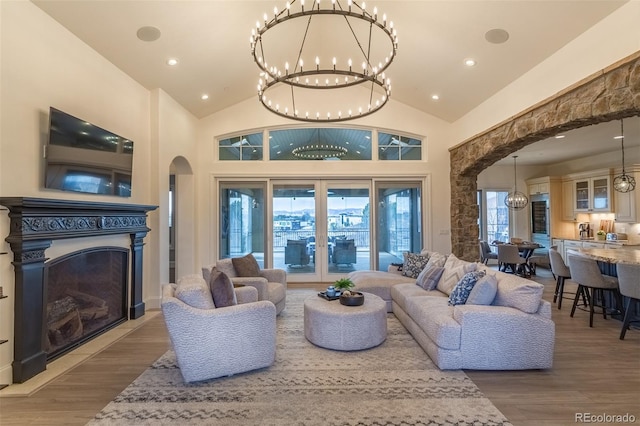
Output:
[448, 270, 486, 306]
[416, 266, 445, 291]
[437, 254, 477, 295]
[174, 274, 216, 310]
[402, 252, 431, 278]
[208, 267, 238, 308]
[232, 253, 261, 277]
[466, 273, 498, 305]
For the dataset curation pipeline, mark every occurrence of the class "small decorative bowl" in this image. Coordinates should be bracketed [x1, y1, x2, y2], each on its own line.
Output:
[340, 291, 364, 306]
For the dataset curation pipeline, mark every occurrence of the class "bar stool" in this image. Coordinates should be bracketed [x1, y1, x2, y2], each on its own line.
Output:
[567, 254, 622, 328]
[616, 263, 640, 340]
[548, 247, 572, 309]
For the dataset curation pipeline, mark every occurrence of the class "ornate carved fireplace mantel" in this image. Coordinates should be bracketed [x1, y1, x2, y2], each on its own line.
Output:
[0, 197, 157, 383]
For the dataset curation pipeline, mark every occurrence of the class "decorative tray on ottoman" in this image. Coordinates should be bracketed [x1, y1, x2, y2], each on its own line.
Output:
[318, 291, 341, 301]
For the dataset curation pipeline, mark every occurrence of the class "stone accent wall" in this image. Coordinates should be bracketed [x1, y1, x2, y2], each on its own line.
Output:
[450, 52, 640, 261]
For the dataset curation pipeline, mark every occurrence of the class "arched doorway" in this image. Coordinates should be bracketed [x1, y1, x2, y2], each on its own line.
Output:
[169, 156, 194, 281]
[450, 52, 640, 261]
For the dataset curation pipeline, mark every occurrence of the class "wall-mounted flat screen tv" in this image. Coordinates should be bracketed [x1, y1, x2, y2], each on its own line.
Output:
[44, 107, 133, 197]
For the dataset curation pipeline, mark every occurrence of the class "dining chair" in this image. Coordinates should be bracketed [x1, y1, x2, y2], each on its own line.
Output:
[568, 254, 622, 328]
[616, 263, 640, 340]
[497, 244, 527, 275]
[478, 240, 498, 265]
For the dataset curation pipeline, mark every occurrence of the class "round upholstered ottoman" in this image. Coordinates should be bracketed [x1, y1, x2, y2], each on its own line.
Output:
[303, 293, 387, 351]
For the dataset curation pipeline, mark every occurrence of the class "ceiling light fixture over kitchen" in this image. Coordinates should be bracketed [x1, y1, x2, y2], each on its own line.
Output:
[613, 118, 636, 193]
[250, 0, 398, 123]
[504, 155, 529, 210]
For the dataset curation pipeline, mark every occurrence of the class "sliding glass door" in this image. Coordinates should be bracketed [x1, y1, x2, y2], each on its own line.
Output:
[219, 182, 267, 267]
[375, 182, 422, 271]
[272, 180, 371, 281]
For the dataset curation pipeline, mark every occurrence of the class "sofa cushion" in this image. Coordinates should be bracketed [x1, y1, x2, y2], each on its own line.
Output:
[402, 252, 430, 278]
[175, 274, 216, 310]
[466, 273, 498, 305]
[208, 267, 238, 308]
[492, 274, 544, 314]
[405, 296, 461, 350]
[416, 266, 445, 291]
[448, 270, 486, 306]
[232, 253, 261, 277]
[437, 254, 477, 296]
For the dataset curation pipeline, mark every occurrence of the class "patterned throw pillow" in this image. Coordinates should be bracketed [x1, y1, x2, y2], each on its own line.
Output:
[416, 266, 445, 291]
[208, 267, 238, 308]
[448, 270, 487, 306]
[232, 253, 261, 277]
[402, 252, 431, 278]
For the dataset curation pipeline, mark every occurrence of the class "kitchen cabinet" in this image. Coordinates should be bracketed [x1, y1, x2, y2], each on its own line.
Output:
[561, 180, 576, 221]
[613, 166, 639, 223]
[551, 238, 564, 255]
[562, 240, 583, 263]
[528, 181, 550, 195]
[582, 241, 605, 249]
[574, 174, 612, 212]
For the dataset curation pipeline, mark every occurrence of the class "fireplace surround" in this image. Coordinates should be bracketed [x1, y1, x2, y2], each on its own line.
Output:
[0, 197, 157, 383]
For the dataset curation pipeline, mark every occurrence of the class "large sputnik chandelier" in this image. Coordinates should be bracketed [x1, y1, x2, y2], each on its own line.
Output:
[250, 0, 398, 123]
[613, 119, 636, 193]
[504, 155, 529, 210]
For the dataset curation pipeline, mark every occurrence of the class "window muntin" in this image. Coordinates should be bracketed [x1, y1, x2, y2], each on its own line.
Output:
[378, 132, 422, 160]
[219, 133, 263, 161]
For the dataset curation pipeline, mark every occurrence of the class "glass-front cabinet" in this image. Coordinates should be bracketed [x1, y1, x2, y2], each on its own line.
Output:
[574, 175, 611, 212]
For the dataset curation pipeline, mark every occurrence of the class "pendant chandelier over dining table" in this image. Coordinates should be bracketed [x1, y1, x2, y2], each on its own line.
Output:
[505, 155, 529, 210]
[250, 0, 398, 123]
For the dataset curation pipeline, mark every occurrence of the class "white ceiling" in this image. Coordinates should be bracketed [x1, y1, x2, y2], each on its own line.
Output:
[32, 0, 636, 164]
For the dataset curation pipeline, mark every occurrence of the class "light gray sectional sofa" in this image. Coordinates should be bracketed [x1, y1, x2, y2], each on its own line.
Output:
[349, 252, 555, 370]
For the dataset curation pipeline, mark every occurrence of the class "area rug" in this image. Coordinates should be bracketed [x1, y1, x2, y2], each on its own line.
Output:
[88, 290, 511, 425]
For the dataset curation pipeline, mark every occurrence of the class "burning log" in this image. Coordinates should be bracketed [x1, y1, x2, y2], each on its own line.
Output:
[66, 289, 109, 320]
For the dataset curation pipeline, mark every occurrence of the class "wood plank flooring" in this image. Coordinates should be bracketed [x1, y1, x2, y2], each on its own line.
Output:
[0, 267, 638, 425]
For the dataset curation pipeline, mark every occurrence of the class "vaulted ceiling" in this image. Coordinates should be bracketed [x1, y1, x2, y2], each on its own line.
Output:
[33, 0, 636, 164]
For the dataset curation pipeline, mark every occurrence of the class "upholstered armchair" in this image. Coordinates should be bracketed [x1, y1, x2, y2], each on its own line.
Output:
[161, 275, 276, 383]
[203, 256, 287, 315]
[284, 239, 310, 266]
[332, 238, 357, 265]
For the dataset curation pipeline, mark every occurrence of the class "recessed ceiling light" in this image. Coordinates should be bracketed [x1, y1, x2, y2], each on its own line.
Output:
[166, 58, 178, 66]
[555, 135, 566, 139]
[614, 135, 624, 139]
[201, 94, 209, 100]
[464, 59, 476, 67]
[431, 94, 440, 101]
